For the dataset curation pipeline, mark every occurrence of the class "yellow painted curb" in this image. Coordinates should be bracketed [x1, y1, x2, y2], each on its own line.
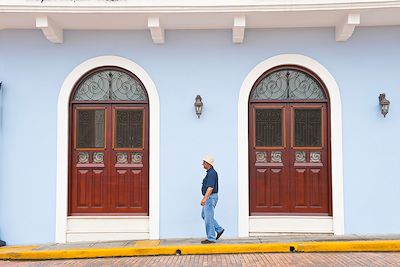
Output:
[1, 240, 400, 260]
[0, 246, 39, 253]
[297, 240, 400, 252]
[134, 240, 161, 247]
[179, 243, 295, 255]
[0, 243, 295, 260]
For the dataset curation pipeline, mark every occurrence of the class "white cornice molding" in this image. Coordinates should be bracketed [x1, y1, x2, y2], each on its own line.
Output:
[336, 13, 360, 41]
[0, 0, 400, 7]
[1, 1, 400, 44]
[35, 15, 63, 43]
[1, 0, 400, 13]
[233, 15, 245, 43]
[148, 16, 165, 44]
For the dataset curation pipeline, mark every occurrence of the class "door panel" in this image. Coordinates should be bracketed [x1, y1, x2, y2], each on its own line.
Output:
[77, 170, 89, 207]
[290, 104, 329, 214]
[110, 106, 148, 213]
[92, 169, 106, 207]
[249, 103, 331, 215]
[70, 104, 148, 215]
[310, 169, 322, 207]
[116, 169, 129, 207]
[255, 169, 267, 207]
[132, 170, 143, 207]
[250, 105, 290, 213]
[294, 168, 306, 207]
[270, 168, 283, 208]
[71, 106, 109, 214]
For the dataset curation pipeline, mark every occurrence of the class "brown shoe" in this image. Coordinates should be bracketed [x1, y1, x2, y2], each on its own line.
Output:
[201, 239, 216, 244]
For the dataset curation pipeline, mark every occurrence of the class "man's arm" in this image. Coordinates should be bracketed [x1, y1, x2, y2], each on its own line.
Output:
[201, 187, 213, 206]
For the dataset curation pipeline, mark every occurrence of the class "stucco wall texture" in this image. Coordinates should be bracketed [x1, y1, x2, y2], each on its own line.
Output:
[0, 26, 399, 244]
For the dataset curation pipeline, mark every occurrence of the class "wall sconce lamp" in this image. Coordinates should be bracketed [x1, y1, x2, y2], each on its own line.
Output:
[379, 93, 390, 118]
[194, 95, 203, 118]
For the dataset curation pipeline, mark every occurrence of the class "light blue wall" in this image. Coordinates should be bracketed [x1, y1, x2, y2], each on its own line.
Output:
[0, 27, 399, 244]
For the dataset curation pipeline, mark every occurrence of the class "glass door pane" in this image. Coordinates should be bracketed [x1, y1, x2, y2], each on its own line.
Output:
[255, 108, 283, 147]
[114, 109, 143, 148]
[76, 109, 105, 148]
[293, 108, 322, 147]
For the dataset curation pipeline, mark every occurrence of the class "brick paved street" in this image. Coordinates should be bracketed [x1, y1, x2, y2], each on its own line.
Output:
[1, 252, 400, 267]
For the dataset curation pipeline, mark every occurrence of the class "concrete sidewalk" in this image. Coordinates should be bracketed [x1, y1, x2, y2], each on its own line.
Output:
[1, 235, 400, 260]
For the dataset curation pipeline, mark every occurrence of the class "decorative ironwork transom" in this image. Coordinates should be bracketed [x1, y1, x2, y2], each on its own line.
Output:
[251, 69, 326, 100]
[73, 69, 147, 101]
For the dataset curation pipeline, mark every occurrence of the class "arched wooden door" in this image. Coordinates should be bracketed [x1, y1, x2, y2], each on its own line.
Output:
[69, 67, 149, 215]
[249, 66, 332, 215]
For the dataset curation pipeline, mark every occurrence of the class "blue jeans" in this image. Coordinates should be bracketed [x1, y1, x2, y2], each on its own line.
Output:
[201, 193, 224, 242]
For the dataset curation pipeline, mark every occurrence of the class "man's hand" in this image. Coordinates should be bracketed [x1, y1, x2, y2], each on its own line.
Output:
[201, 187, 214, 206]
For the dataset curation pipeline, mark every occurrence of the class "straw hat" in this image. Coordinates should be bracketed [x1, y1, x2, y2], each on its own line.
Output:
[203, 155, 214, 166]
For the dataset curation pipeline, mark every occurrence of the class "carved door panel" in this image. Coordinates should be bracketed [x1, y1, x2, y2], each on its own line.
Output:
[249, 103, 330, 215]
[70, 105, 109, 214]
[110, 106, 148, 214]
[290, 104, 330, 214]
[249, 105, 290, 214]
[70, 104, 148, 215]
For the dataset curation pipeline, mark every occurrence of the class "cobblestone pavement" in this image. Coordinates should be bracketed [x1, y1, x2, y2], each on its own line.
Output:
[1, 252, 400, 267]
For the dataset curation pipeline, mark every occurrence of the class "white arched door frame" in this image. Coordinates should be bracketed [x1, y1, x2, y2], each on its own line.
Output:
[238, 54, 344, 236]
[56, 56, 160, 242]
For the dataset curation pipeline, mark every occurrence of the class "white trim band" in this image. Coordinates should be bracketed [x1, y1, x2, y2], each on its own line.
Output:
[249, 216, 333, 235]
[66, 216, 149, 243]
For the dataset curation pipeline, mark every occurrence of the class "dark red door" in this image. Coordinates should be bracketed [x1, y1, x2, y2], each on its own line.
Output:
[69, 104, 149, 215]
[249, 103, 331, 215]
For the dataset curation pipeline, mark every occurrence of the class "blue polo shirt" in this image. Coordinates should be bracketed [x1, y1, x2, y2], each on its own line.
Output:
[202, 167, 219, 196]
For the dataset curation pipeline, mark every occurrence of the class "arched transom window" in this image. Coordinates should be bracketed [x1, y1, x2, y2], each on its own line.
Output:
[251, 68, 327, 101]
[73, 69, 147, 101]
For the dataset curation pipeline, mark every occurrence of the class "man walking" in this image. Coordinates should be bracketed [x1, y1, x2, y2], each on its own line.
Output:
[200, 155, 224, 244]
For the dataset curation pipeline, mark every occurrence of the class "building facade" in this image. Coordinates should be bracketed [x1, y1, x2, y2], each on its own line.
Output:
[0, 0, 399, 245]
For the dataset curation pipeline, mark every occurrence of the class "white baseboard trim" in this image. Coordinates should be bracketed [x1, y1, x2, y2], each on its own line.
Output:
[66, 233, 149, 243]
[66, 216, 149, 243]
[249, 216, 333, 236]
